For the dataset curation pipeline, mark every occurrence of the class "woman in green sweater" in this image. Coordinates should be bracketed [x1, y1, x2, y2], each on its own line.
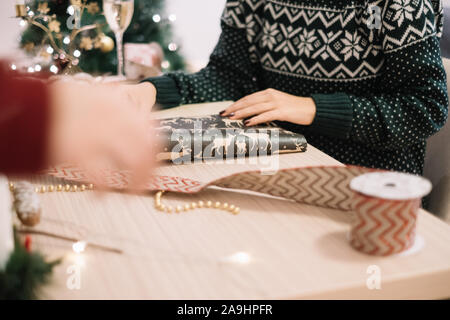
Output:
[132, 0, 448, 175]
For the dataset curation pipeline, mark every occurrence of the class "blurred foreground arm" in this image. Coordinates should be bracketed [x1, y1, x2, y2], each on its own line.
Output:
[0, 62, 155, 190]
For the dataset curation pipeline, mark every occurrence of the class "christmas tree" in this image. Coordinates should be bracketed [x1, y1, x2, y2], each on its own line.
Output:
[19, 0, 185, 74]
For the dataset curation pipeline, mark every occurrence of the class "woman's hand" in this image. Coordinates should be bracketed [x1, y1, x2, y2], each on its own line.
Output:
[48, 81, 156, 191]
[220, 88, 316, 126]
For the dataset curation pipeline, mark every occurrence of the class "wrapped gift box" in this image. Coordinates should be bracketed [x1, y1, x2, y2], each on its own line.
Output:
[125, 42, 163, 80]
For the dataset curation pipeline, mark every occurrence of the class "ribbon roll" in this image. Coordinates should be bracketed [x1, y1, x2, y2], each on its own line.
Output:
[349, 172, 432, 256]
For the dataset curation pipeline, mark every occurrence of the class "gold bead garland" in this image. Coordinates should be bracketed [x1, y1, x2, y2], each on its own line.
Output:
[154, 191, 240, 215]
[9, 182, 94, 194]
[9, 181, 95, 227]
[10, 182, 239, 216]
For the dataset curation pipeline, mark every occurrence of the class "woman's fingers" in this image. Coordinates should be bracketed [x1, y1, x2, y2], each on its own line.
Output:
[228, 103, 275, 120]
[245, 110, 279, 126]
[221, 90, 270, 116]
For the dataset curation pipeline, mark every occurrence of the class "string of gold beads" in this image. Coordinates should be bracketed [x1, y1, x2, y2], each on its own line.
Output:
[154, 191, 240, 215]
[9, 182, 94, 194]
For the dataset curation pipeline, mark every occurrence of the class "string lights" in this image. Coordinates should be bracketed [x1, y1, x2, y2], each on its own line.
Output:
[11, 1, 181, 75]
[12, 1, 104, 74]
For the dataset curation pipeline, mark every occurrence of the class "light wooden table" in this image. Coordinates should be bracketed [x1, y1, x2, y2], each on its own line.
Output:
[23, 102, 450, 299]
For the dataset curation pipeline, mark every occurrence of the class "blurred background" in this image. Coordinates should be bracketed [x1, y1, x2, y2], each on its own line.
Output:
[0, 0, 224, 73]
[441, 1, 450, 58]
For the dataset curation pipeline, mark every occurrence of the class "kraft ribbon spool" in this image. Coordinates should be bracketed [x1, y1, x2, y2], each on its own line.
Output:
[349, 172, 432, 256]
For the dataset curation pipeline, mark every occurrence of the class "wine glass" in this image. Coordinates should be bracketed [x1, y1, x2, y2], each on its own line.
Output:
[103, 0, 134, 78]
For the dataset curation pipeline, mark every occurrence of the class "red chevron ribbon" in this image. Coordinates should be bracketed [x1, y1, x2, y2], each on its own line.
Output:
[45, 165, 204, 193]
[212, 166, 378, 211]
[45, 164, 426, 256]
[45, 164, 378, 211]
[349, 193, 421, 256]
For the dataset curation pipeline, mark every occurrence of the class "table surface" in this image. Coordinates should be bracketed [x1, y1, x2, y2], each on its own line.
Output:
[23, 102, 450, 299]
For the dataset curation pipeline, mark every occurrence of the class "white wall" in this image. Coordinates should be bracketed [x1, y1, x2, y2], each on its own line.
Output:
[166, 0, 224, 70]
[0, 0, 21, 56]
[0, 0, 224, 69]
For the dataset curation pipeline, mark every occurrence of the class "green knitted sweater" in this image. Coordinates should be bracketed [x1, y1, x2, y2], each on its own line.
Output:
[145, 0, 448, 175]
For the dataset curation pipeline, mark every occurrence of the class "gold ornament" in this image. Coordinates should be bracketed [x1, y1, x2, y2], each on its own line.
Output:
[23, 42, 35, 52]
[97, 35, 114, 53]
[38, 2, 50, 14]
[71, 0, 82, 7]
[80, 36, 94, 50]
[154, 191, 240, 215]
[86, 2, 100, 14]
[48, 20, 61, 33]
[15, 4, 26, 17]
[40, 47, 51, 58]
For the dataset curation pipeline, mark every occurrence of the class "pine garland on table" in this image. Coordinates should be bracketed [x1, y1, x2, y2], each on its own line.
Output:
[0, 230, 60, 300]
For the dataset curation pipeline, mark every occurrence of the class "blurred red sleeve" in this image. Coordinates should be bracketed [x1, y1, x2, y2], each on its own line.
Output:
[0, 62, 50, 175]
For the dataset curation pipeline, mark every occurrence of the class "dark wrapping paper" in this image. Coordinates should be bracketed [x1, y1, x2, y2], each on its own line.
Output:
[156, 114, 307, 162]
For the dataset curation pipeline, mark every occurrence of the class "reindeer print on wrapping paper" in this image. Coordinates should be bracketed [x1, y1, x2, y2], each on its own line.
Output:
[156, 115, 307, 161]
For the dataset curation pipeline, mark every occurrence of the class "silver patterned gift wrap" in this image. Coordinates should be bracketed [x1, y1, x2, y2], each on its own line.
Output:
[155, 115, 307, 162]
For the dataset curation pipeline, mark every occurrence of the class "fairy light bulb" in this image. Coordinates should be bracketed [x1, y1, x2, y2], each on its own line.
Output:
[27, 66, 34, 73]
[168, 43, 178, 51]
[152, 14, 161, 23]
[11, 64, 17, 70]
[34, 64, 41, 72]
[73, 50, 81, 58]
[63, 36, 70, 45]
[161, 60, 170, 69]
[221, 252, 252, 265]
[72, 241, 87, 254]
[46, 46, 54, 54]
[168, 14, 177, 22]
[67, 5, 75, 15]
[49, 65, 58, 74]
[19, 20, 27, 27]
[231, 252, 251, 264]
